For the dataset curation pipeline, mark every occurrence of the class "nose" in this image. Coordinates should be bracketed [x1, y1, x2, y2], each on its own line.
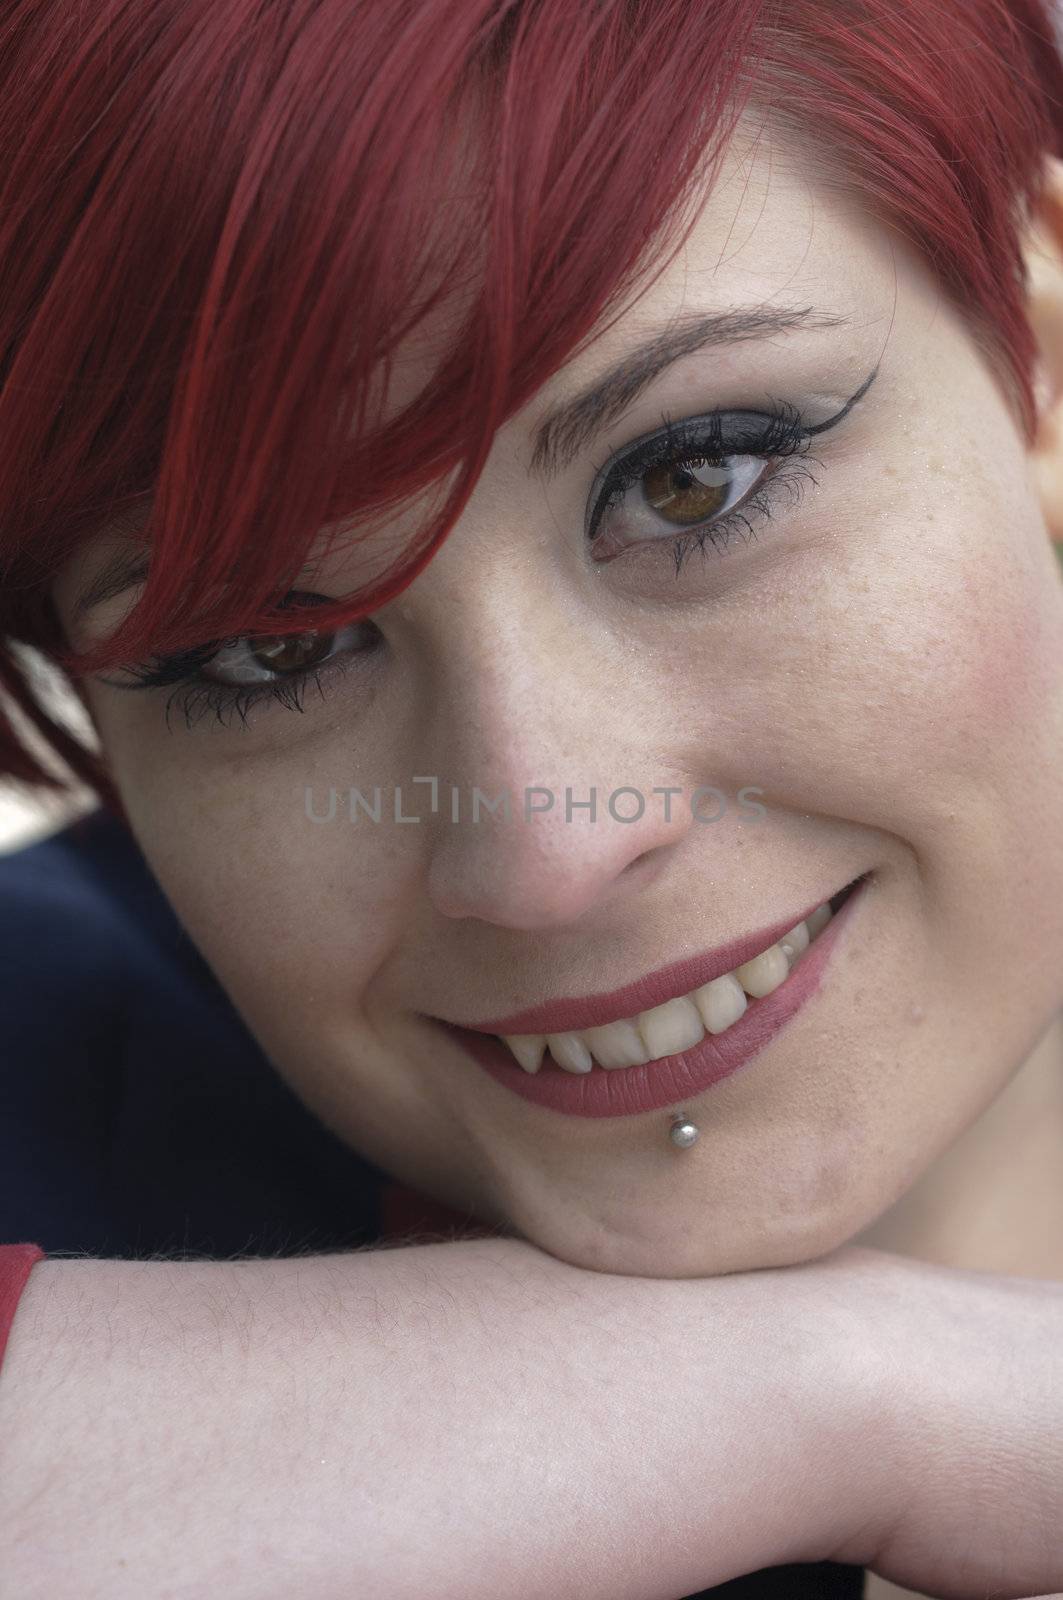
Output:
[427, 772, 684, 929]
[422, 642, 690, 930]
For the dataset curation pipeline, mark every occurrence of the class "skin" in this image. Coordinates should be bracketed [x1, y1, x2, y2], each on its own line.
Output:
[51, 118, 1063, 1283]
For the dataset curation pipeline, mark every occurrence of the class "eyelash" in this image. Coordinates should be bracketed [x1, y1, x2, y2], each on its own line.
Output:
[162, 650, 362, 735]
[586, 398, 822, 574]
[101, 598, 372, 735]
[109, 400, 828, 733]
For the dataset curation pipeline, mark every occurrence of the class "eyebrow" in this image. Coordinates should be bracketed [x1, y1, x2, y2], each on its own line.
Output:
[529, 304, 851, 478]
[73, 304, 849, 620]
[72, 544, 327, 624]
[72, 545, 153, 622]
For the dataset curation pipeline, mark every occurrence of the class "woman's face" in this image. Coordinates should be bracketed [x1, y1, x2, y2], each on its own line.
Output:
[53, 123, 1063, 1277]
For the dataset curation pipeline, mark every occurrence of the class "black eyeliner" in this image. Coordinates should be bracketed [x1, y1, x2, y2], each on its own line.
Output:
[584, 362, 880, 544]
[803, 363, 880, 435]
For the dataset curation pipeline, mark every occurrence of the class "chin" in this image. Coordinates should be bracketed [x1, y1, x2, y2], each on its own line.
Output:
[508, 1202, 860, 1280]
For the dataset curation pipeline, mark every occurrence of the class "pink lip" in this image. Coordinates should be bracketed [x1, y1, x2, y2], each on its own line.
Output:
[442, 875, 867, 1118]
[455, 881, 861, 1036]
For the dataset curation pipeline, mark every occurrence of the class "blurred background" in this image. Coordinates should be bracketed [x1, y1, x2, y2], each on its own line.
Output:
[0, 646, 98, 851]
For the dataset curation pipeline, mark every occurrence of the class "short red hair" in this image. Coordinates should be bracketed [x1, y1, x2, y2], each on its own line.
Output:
[2, 0, 1062, 812]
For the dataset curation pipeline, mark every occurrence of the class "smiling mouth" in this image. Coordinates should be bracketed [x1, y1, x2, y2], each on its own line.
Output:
[493, 876, 866, 1076]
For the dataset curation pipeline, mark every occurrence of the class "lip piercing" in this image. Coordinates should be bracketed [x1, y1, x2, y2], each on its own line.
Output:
[669, 1111, 700, 1148]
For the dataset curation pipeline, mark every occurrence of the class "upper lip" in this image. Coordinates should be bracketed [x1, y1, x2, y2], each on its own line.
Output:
[447, 879, 861, 1037]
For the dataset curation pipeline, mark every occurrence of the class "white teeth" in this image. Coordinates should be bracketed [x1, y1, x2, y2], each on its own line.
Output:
[501, 1033, 546, 1075]
[580, 1018, 650, 1069]
[498, 894, 840, 1074]
[732, 942, 790, 999]
[545, 1032, 594, 1074]
[778, 919, 810, 965]
[692, 972, 748, 1035]
[637, 995, 704, 1060]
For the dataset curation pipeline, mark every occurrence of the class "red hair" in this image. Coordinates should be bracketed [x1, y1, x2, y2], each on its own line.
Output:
[1, 0, 1062, 816]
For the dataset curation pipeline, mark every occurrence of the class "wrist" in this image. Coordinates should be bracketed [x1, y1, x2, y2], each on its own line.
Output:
[762, 1244, 918, 1568]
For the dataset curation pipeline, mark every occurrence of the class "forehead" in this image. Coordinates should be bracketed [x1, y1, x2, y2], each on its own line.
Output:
[558, 111, 918, 393]
[354, 103, 927, 441]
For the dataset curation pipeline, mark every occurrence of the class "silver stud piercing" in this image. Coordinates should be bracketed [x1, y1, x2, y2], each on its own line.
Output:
[669, 1110, 699, 1148]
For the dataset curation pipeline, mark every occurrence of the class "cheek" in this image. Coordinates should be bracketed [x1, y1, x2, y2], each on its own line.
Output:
[101, 741, 406, 1030]
[918, 523, 1063, 918]
[953, 520, 1063, 734]
[863, 507, 1063, 980]
[805, 496, 1063, 812]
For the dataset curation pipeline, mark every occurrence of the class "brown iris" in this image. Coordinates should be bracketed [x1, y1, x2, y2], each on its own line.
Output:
[248, 630, 335, 673]
[642, 456, 729, 526]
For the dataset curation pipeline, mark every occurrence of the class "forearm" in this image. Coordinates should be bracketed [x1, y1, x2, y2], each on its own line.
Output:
[0, 1237, 888, 1600]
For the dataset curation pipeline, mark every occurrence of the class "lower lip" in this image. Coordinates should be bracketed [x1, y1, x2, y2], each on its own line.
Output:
[447, 878, 867, 1117]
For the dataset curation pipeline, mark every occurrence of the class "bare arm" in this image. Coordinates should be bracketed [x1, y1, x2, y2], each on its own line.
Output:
[0, 1236, 891, 1600]
[2, 1239, 1061, 1600]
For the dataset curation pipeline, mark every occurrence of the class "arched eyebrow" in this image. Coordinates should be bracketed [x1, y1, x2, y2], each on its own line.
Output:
[72, 536, 321, 623]
[529, 304, 851, 479]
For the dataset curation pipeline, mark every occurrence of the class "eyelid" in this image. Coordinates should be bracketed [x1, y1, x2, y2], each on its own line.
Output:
[97, 591, 346, 692]
[583, 366, 879, 543]
[589, 366, 879, 482]
[585, 404, 802, 545]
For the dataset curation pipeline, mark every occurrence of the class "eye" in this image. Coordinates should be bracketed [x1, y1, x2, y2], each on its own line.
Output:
[200, 617, 375, 686]
[99, 593, 384, 733]
[593, 450, 767, 559]
[583, 398, 844, 569]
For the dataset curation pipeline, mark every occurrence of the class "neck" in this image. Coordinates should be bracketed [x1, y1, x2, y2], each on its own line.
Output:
[852, 1010, 1063, 1281]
